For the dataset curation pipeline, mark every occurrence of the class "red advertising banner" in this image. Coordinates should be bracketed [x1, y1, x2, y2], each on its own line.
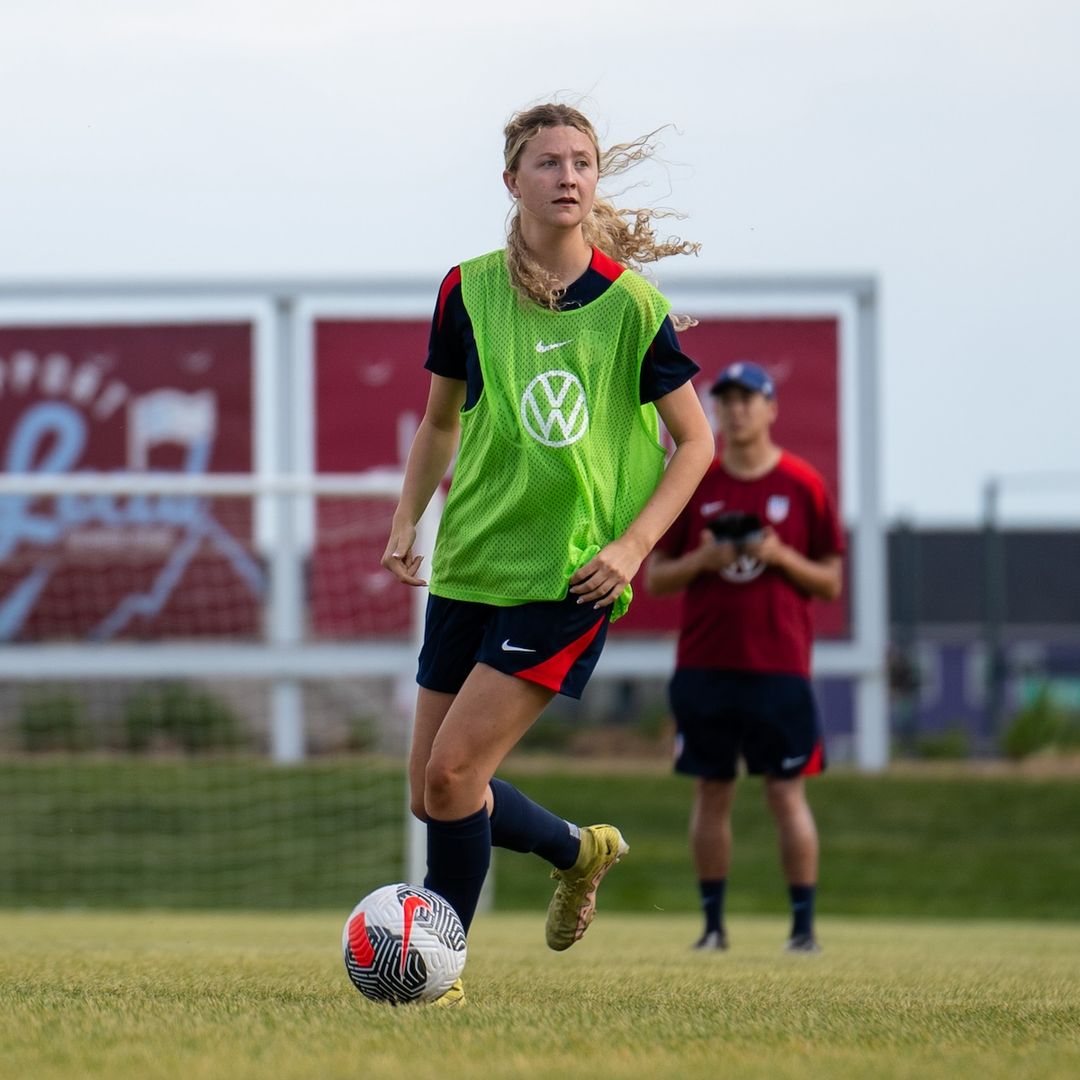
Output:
[0, 324, 261, 641]
[0, 315, 844, 645]
[310, 321, 432, 638]
[313, 315, 846, 640]
[621, 317, 845, 638]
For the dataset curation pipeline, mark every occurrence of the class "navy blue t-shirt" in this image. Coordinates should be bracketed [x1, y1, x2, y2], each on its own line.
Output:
[425, 247, 699, 409]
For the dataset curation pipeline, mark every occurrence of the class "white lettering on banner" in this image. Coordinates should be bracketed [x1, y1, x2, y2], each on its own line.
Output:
[70, 359, 109, 404]
[12, 351, 37, 393]
[0, 391, 265, 642]
[0, 352, 116, 406]
[128, 389, 217, 470]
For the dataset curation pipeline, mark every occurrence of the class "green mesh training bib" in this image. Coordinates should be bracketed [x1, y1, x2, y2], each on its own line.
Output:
[429, 249, 670, 620]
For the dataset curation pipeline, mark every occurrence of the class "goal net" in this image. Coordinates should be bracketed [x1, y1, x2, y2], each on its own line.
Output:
[0, 471, 434, 911]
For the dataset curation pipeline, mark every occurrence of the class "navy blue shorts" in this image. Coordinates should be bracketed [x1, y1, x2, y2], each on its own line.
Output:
[417, 592, 609, 699]
[669, 669, 826, 780]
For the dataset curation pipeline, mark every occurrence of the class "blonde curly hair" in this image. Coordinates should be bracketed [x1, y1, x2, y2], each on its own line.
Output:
[503, 103, 699, 322]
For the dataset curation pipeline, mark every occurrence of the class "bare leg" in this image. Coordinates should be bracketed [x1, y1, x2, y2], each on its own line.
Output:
[416, 666, 554, 936]
[765, 775, 820, 947]
[763, 776, 818, 884]
[408, 687, 456, 823]
[424, 664, 554, 820]
[690, 778, 737, 880]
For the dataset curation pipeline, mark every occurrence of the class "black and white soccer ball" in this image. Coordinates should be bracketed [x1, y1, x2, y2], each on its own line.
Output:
[342, 883, 466, 1005]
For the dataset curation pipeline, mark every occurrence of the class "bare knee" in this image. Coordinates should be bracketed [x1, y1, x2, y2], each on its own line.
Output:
[424, 755, 479, 817]
[765, 778, 810, 823]
[424, 756, 458, 803]
[695, 778, 737, 816]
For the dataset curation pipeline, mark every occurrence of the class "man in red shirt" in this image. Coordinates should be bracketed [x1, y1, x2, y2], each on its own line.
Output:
[645, 361, 845, 953]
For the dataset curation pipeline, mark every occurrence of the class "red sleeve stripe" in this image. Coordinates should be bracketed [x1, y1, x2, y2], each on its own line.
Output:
[589, 247, 625, 283]
[780, 452, 828, 516]
[436, 266, 462, 330]
[802, 741, 826, 777]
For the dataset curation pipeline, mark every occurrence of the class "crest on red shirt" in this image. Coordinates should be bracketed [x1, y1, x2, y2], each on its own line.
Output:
[720, 555, 765, 584]
[766, 495, 790, 523]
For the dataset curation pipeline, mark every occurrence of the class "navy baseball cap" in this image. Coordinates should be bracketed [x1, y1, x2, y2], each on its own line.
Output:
[709, 361, 775, 398]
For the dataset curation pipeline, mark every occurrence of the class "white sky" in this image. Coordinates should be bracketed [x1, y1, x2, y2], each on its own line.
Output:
[2, 0, 1078, 524]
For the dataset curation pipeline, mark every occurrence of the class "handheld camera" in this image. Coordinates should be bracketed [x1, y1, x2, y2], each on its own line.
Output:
[705, 510, 765, 552]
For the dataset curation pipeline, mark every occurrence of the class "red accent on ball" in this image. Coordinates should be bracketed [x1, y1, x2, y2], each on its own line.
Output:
[348, 911, 376, 967]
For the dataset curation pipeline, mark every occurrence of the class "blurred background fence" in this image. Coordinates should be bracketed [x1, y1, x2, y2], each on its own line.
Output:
[2, 279, 1077, 914]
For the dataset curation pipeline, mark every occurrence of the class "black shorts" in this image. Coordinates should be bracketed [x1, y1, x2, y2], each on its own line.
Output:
[417, 592, 609, 699]
[669, 668, 826, 780]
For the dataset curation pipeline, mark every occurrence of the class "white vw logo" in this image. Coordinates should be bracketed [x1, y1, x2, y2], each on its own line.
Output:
[520, 369, 589, 447]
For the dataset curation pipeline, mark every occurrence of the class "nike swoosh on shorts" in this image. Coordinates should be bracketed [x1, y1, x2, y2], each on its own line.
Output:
[501, 639, 537, 653]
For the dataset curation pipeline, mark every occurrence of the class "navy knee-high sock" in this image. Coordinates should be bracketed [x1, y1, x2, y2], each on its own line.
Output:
[488, 777, 581, 870]
[699, 878, 727, 934]
[789, 883, 816, 937]
[424, 807, 491, 934]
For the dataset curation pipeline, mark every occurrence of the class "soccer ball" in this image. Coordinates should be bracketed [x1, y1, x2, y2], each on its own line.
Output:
[342, 883, 466, 1005]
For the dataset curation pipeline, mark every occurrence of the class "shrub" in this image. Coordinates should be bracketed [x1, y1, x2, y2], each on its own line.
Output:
[915, 726, 971, 760]
[17, 693, 88, 752]
[632, 705, 671, 743]
[123, 689, 160, 752]
[346, 714, 379, 753]
[1058, 713, 1080, 749]
[1001, 687, 1065, 760]
[122, 683, 243, 754]
[515, 715, 575, 753]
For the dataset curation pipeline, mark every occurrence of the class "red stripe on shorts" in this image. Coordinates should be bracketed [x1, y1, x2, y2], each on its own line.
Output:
[803, 741, 825, 776]
[515, 615, 605, 693]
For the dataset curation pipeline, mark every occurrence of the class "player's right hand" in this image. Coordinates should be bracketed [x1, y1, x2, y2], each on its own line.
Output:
[381, 528, 428, 587]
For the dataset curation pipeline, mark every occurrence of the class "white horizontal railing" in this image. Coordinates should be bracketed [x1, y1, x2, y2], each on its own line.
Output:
[0, 470, 406, 497]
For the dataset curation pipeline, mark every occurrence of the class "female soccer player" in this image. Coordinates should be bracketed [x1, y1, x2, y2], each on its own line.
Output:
[381, 102, 713, 1005]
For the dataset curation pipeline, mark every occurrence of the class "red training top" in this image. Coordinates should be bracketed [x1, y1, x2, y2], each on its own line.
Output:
[655, 451, 845, 677]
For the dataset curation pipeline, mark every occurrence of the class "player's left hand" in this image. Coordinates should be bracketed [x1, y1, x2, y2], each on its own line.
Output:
[569, 538, 644, 608]
[743, 526, 787, 566]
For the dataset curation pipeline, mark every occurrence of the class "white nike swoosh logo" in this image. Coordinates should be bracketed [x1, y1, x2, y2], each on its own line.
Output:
[702, 501, 725, 516]
[781, 755, 808, 770]
[535, 340, 572, 353]
[501, 639, 537, 653]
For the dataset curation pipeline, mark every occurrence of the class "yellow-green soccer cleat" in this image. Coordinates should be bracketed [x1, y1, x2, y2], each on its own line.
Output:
[431, 977, 465, 1007]
[545, 824, 629, 951]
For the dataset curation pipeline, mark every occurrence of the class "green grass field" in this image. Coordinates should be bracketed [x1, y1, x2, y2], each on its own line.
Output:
[3, 910, 1079, 1080]
[4, 762, 1080, 1077]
